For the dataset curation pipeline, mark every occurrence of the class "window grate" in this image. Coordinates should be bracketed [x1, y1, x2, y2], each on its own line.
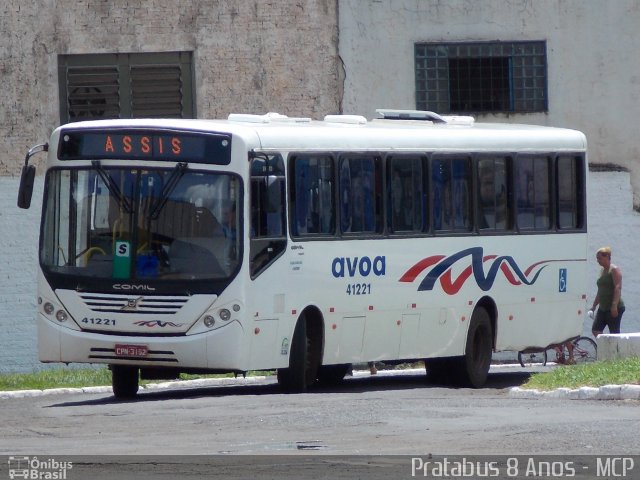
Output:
[67, 66, 121, 121]
[415, 41, 547, 114]
[59, 52, 194, 123]
[130, 65, 184, 118]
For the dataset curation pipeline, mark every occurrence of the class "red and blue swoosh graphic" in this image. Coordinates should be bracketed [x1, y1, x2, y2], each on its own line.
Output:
[399, 247, 574, 294]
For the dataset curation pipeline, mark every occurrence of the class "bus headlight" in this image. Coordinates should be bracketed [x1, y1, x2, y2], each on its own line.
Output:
[55, 310, 68, 322]
[43, 302, 55, 315]
[219, 309, 231, 321]
[203, 315, 216, 328]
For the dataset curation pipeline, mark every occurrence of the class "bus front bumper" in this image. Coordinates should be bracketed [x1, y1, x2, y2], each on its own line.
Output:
[37, 314, 246, 371]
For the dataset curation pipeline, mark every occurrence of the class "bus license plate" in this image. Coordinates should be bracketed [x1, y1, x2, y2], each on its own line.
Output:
[115, 344, 148, 357]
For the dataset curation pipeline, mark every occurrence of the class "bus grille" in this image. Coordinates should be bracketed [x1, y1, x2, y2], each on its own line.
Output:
[79, 293, 189, 315]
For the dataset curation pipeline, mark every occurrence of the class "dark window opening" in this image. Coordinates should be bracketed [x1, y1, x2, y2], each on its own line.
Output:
[449, 57, 511, 112]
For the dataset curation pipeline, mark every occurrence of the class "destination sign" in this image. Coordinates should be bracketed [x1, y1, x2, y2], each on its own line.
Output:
[58, 129, 232, 164]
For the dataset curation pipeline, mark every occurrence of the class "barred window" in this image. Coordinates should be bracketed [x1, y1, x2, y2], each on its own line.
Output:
[415, 41, 547, 114]
[58, 52, 194, 123]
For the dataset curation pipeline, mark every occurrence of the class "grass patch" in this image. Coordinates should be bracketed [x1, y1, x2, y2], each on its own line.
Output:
[0, 367, 275, 392]
[522, 357, 640, 391]
[0, 367, 113, 391]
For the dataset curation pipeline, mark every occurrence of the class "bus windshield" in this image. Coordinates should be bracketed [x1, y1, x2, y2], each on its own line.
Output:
[41, 167, 241, 283]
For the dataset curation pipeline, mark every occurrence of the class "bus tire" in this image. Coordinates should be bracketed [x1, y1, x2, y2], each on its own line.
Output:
[277, 313, 321, 393]
[457, 307, 493, 388]
[111, 365, 139, 399]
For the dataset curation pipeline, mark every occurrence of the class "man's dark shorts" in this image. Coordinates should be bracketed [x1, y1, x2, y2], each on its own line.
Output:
[592, 306, 625, 334]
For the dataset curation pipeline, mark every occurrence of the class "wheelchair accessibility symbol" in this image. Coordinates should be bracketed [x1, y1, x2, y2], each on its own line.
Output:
[559, 268, 567, 292]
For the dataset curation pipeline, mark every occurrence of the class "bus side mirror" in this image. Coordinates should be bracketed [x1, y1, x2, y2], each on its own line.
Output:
[17, 164, 36, 209]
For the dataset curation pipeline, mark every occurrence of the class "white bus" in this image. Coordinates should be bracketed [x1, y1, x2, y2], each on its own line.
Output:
[18, 110, 588, 398]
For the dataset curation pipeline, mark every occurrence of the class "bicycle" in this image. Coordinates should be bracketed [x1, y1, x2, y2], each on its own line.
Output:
[518, 336, 597, 367]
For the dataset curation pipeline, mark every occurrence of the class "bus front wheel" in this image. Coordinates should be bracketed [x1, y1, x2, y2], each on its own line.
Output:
[111, 365, 140, 399]
[277, 313, 322, 392]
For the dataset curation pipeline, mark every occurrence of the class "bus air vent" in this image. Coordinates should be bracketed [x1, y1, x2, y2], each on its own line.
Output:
[375, 109, 475, 126]
[79, 293, 188, 315]
[375, 109, 447, 123]
[323, 114, 367, 125]
[228, 112, 311, 123]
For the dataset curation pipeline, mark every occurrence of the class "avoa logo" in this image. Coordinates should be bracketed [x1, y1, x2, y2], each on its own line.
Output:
[331, 256, 386, 278]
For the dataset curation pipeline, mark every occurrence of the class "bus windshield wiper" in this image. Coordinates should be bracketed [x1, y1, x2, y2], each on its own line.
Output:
[149, 162, 188, 220]
[91, 160, 132, 213]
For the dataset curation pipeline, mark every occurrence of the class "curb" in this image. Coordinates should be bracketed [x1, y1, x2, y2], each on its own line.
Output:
[510, 384, 640, 400]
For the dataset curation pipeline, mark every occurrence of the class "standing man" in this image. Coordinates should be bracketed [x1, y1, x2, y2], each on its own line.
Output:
[590, 246, 625, 337]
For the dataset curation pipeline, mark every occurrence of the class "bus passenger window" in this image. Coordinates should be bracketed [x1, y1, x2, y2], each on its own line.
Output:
[432, 158, 472, 232]
[478, 157, 511, 231]
[290, 155, 334, 235]
[250, 154, 287, 278]
[388, 156, 424, 233]
[339, 156, 382, 234]
[516, 156, 551, 230]
[557, 155, 583, 229]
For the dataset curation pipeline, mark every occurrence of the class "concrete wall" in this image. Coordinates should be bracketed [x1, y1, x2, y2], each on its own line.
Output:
[0, 178, 42, 372]
[338, 0, 640, 206]
[597, 333, 640, 361]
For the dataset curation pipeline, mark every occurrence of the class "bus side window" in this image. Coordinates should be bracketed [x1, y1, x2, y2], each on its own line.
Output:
[250, 154, 287, 278]
[387, 155, 424, 233]
[516, 156, 551, 231]
[557, 155, 584, 229]
[339, 155, 382, 234]
[290, 155, 335, 236]
[432, 157, 472, 232]
[478, 157, 512, 232]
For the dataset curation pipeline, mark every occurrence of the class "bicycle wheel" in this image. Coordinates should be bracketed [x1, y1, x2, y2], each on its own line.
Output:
[518, 350, 547, 367]
[571, 336, 597, 363]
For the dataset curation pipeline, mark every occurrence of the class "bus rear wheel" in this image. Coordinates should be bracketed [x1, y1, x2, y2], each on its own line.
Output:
[111, 365, 139, 399]
[457, 307, 493, 388]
